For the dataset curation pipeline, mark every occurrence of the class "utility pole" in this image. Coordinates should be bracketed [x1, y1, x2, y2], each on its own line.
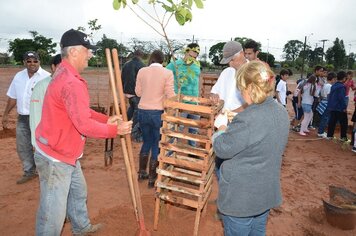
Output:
[301, 36, 307, 79]
[320, 39, 328, 63]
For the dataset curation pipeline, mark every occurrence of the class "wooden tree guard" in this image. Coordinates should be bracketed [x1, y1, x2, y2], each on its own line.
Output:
[200, 73, 219, 98]
[153, 95, 223, 236]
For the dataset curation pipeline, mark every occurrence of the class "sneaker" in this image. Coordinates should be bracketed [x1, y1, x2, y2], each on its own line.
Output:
[326, 136, 334, 140]
[16, 174, 37, 184]
[352, 147, 356, 153]
[291, 126, 300, 132]
[339, 137, 350, 143]
[308, 125, 316, 130]
[73, 223, 103, 236]
[317, 133, 327, 138]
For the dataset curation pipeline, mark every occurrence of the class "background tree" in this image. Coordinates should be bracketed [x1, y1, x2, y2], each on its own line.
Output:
[347, 52, 355, 69]
[258, 52, 275, 67]
[208, 42, 225, 66]
[8, 31, 56, 64]
[234, 37, 262, 49]
[153, 39, 185, 63]
[325, 37, 346, 70]
[283, 40, 303, 62]
[96, 34, 129, 66]
[307, 47, 323, 66]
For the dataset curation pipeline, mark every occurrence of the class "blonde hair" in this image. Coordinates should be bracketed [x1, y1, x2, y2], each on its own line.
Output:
[236, 61, 275, 104]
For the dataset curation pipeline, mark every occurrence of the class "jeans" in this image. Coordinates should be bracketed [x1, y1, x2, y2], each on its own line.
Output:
[180, 112, 200, 146]
[318, 109, 330, 134]
[138, 109, 163, 161]
[35, 151, 92, 236]
[127, 96, 140, 129]
[16, 115, 35, 175]
[222, 210, 270, 236]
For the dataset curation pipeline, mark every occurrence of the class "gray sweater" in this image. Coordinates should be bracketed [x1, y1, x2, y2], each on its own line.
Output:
[213, 96, 289, 217]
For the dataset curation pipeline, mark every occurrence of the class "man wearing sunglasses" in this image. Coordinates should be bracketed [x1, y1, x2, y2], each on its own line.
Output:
[2, 51, 50, 184]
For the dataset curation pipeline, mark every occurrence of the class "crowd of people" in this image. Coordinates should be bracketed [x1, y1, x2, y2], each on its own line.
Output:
[2, 32, 354, 236]
[288, 65, 354, 150]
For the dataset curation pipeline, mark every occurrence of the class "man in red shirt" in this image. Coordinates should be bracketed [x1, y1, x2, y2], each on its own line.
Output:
[34, 29, 132, 236]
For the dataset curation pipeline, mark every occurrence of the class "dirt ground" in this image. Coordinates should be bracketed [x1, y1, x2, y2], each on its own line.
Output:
[0, 67, 355, 236]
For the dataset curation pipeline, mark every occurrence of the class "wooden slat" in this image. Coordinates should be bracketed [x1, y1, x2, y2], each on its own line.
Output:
[156, 181, 202, 197]
[164, 99, 213, 114]
[156, 185, 212, 209]
[160, 142, 209, 158]
[157, 193, 199, 209]
[157, 168, 203, 184]
[161, 128, 211, 144]
[159, 156, 204, 171]
[161, 113, 211, 129]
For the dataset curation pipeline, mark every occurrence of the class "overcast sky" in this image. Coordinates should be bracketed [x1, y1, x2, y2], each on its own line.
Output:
[1, 0, 355, 60]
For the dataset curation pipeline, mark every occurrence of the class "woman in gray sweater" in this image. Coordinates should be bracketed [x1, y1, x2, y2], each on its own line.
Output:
[213, 61, 289, 235]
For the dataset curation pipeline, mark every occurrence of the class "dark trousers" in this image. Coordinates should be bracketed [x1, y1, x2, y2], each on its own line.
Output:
[127, 96, 140, 129]
[327, 111, 348, 139]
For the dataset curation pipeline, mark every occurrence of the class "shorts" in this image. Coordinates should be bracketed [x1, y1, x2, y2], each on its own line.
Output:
[302, 103, 312, 113]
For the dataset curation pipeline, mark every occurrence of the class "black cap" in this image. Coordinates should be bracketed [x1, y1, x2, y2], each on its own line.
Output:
[60, 29, 97, 50]
[23, 51, 40, 60]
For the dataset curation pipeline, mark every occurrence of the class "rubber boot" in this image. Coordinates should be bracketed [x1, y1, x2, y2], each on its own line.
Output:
[138, 153, 149, 181]
[148, 160, 158, 188]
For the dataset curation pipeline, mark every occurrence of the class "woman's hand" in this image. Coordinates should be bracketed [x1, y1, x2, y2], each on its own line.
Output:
[107, 115, 122, 125]
[214, 113, 228, 129]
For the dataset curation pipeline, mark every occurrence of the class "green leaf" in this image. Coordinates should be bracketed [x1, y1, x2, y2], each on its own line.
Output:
[162, 5, 174, 12]
[185, 10, 192, 22]
[188, 0, 193, 7]
[132, 0, 139, 4]
[193, 0, 204, 9]
[113, 0, 121, 10]
[178, 7, 187, 18]
[175, 12, 185, 25]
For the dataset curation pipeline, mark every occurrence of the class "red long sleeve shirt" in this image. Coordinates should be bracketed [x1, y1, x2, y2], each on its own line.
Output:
[36, 60, 117, 165]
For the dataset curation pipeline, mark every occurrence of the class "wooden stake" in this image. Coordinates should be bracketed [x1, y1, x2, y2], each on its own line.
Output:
[105, 49, 138, 220]
[111, 49, 150, 236]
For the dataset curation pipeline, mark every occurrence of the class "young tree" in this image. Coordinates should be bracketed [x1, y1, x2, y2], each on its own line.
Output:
[112, 0, 204, 95]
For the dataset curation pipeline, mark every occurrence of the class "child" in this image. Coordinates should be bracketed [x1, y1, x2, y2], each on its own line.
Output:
[326, 71, 348, 141]
[276, 69, 289, 107]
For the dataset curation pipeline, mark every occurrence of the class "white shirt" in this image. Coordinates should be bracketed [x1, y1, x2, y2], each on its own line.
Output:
[211, 67, 245, 110]
[276, 80, 287, 106]
[320, 82, 332, 99]
[301, 83, 315, 105]
[6, 67, 50, 115]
